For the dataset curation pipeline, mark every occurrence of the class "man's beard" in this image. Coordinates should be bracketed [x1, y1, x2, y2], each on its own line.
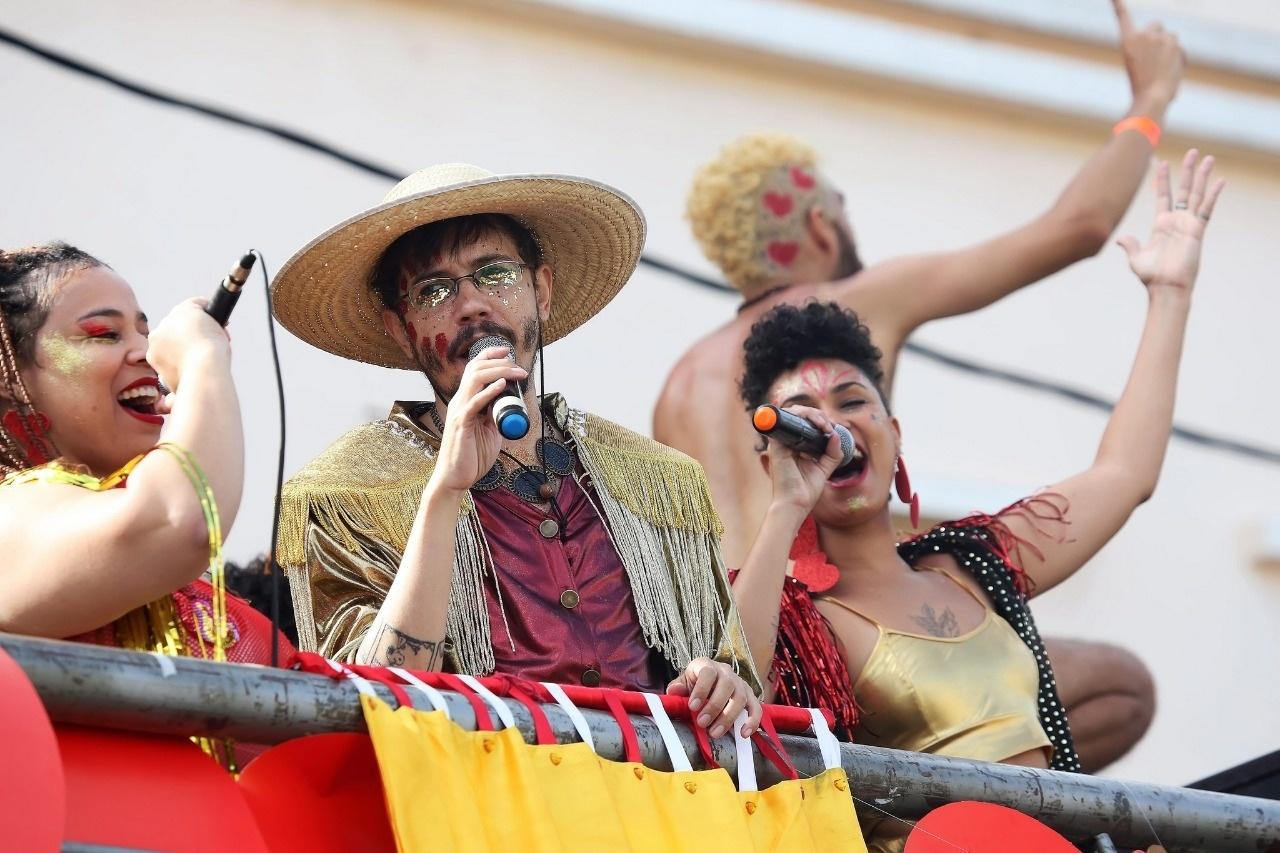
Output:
[418, 316, 541, 402]
[833, 222, 863, 281]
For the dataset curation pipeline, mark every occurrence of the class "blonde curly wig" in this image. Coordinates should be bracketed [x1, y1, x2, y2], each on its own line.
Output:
[686, 132, 834, 293]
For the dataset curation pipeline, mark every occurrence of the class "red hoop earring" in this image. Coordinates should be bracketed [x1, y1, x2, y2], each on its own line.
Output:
[2, 409, 54, 467]
[894, 456, 920, 529]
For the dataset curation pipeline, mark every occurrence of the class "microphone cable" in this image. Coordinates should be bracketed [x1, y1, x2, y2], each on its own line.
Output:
[248, 250, 289, 667]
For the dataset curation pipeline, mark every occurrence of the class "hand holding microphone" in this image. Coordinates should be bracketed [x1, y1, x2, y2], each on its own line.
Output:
[752, 404, 863, 516]
[429, 339, 529, 495]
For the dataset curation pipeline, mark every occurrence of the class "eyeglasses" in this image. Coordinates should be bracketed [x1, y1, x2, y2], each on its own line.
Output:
[408, 260, 528, 311]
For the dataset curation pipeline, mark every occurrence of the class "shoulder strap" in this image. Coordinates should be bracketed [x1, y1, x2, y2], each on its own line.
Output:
[816, 594, 882, 629]
[914, 562, 990, 610]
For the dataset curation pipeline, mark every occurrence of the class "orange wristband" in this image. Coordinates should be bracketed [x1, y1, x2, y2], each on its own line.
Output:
[1113, 116, 1161, 148]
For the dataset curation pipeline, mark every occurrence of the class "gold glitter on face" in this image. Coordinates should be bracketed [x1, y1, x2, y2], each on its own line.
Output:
[41, 333, 92, 376]
[846, 496, 868, 511]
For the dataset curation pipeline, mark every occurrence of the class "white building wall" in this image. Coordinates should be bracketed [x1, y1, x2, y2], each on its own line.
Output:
[2, 0, 1277, 786]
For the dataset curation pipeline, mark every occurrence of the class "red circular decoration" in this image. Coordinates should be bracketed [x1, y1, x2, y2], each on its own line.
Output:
[905, 801, 1076, 852]
[0, 648, 63, 852]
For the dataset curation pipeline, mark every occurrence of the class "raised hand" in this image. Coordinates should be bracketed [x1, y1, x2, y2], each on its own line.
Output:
[1113, 0, 1184, 113]
[1117, 150, 1225, 291]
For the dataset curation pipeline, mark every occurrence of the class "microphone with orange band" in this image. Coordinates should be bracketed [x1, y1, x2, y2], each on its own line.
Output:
[752, 404, 857, 467]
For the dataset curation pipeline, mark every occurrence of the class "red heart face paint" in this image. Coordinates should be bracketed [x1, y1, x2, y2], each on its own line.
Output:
[766, 241, 799, 267]
[790, 167, 816, 190]
[763, 192, 794, 217]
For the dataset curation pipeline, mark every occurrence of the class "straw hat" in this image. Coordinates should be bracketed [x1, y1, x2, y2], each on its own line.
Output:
[271, 163, 646, 369]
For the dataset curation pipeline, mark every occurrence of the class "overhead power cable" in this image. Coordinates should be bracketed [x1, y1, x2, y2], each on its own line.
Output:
[2, 25, 1276, 466]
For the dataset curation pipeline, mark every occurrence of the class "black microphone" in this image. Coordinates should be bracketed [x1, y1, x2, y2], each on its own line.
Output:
[205, 252, 257, 326]
[467, 335, 530, 440]
[752, 404, 858, 468]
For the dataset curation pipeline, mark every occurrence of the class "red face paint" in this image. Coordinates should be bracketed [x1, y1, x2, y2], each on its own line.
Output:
[763, 192, 793, 217]
[434, 334, 448, 360]
[773, 359, 860, 406]
[406, 321, 417, 342]
[790, 167, 816, 190]
[797, 360, 858, 398]
[77, 321, 113, 337]
[767, 241, 799, 266]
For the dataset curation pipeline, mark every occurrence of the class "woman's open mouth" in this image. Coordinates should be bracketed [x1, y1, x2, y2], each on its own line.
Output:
[117, 379, 164, 426]
[828, 444, 868, 489]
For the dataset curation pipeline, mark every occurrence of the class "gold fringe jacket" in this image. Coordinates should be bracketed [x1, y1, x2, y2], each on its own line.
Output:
[279, 397, 761, 694]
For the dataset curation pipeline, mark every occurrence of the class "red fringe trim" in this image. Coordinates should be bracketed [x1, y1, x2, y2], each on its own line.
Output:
[729, 568, 859, 739]
[902, 492, 1071, 599]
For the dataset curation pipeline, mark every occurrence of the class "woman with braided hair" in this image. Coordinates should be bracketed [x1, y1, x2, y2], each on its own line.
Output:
[732, 152, 1222, 850]
[0, 243, 291, 680]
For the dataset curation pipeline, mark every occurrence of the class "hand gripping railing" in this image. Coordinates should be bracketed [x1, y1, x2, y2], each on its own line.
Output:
[4, 633, 1277, 852]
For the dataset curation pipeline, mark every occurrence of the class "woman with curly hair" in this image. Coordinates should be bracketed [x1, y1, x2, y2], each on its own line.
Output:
[732, 152, 1222, 849]
[0, 244, 290, 679]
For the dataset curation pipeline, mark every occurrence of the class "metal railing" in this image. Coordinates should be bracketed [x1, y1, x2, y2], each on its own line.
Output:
[4, 634, 1277, 852]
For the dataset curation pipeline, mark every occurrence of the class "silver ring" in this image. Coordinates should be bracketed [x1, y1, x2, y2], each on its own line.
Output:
[1174, 202, 1189, 210]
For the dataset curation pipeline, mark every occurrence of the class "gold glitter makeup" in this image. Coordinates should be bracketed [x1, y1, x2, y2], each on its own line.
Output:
[42, 333, 92, 375]
[846, 496, 868, 511]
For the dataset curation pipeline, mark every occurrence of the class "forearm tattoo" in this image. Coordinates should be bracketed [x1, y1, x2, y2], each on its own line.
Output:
[369, 622, 448, 668]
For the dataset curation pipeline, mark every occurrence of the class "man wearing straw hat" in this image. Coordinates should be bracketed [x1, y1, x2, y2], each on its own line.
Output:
[273, 164, 763, 740]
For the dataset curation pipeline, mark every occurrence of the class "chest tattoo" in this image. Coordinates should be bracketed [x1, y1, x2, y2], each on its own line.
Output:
[911, 603, 961, 638]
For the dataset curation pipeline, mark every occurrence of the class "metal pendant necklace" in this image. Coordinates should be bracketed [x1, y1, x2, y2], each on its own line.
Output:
[426, 406, 575, 504]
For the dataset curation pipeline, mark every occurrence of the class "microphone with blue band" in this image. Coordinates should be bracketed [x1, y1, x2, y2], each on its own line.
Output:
[752, 404, 857, 468]
[468, 334, 530, 440]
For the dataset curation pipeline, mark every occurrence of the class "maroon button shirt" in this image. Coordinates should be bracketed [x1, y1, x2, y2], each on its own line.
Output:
[472, 473, 666, 691]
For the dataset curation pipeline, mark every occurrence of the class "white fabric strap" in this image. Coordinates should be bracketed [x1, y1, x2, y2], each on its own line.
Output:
[809, 708, 842, 771]
[733, 711, 757, 792]
[642, 693, 693, 772]
[329, 661, 377, 698]
[456, 673, 516, 730]
[148, 651, 176, 678]
[542, 682, 595, 751]
[388, 666, 451, 718]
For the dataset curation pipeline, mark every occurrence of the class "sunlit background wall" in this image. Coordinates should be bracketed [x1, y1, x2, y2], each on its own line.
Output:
[3, 0, 1277, 786]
